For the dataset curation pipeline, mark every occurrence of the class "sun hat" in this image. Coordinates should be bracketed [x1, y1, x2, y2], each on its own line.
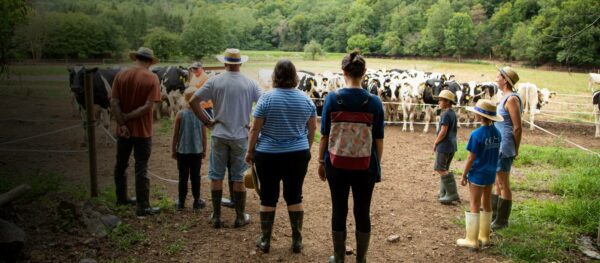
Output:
[183, 87, 196, 106]
[434, 90, 456, 104]
[129, 47, 159, 65]
[466, 99, 503, 122]
[216, 48, 249, 64]
[496, 66, 519, 87]
[189, 62, 203, 69]
[243, 163, 260, 195]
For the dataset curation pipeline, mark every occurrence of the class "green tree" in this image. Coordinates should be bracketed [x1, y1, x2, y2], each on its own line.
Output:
[552, 0, 600, 66]
[347, 0, 375, 36]
[15, 11, 48, 60]
[180, 10, 226, 60]
[418, 0, 452, 56]
[288, 13, 307, 50]
[444, 13, 475, 61]
[303, 40, 324, 60]
[0, 0, 28, 76]
[144, 27, 180, 60]
[347, 34, 370, 53]
[488, 2, 514, 59]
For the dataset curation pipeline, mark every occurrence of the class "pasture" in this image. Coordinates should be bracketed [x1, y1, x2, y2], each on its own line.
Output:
[0, 54, 599, 262]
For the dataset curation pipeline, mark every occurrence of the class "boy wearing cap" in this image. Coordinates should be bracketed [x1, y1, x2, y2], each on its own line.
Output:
[188, 62, 213, 116]
[433, 90, 460, 204]
[171, 87, 207, 210]
[456, 99, 502, 249]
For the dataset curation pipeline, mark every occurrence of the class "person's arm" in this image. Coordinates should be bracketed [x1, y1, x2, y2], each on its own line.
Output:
[506, 96, 522, 158]
[375, 139, 383, 162]
[433, 125, 448, 151]
[123, 100, 154, 121]
[111, 98, 125, 126]
[307, 116, 317, 149]
[171, 113, 181, 160]
[317, 135, 328, 181]
[245, 117, 264, 163]
[201, 123, 207, 159]
[461, 151, 476, 186]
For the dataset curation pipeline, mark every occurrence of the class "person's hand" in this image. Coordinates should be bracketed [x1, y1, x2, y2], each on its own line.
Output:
[118, 125, 130, 138]
[514, 150, 519, 160]
[461, 175, 468, 186]
[245, 151, 254, 164]
[200, 152, 206, 160]
[318, 164, 326, 182]
[171, 151, 177, 160]
[205, 120, 217, 129]
[432, 143, 437, 152]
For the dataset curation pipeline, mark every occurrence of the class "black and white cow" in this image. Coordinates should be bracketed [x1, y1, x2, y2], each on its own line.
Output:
[297, 72, 323, 116]
[516, 83, 556, 130]
[68, 65, 120, 145]
[421, 78, 444, 133]
[593, 90, 600, 138]
[151, 66, 189, 119]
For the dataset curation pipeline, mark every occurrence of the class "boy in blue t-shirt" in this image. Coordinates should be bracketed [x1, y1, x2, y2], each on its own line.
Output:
[433, 90, 459, 204]
[456, 99, 502, 250]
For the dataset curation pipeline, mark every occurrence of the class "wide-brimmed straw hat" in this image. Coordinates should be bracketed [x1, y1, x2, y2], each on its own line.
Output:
[496, 66, 519, 87]
[216, 48, 248, 64]
[434, 90, 456, 104]
[243, 163, 260, 195]
[129, 47, 159, 65]
[466, 99, 503, 122]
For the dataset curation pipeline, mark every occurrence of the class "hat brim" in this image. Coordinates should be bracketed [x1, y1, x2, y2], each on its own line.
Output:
[465, 106, 504, 122]
[496, 65, 515, 87]
[243, 164, 260, 195]
[129, 52, 159, 65]
[216, 55, 249, 64]
[434, 94, 456, 104]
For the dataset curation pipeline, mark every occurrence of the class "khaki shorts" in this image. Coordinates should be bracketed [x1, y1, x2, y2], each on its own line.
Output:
[434, 152, 455, 171]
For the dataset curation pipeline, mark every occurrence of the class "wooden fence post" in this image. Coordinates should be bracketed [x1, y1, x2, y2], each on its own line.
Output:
[84, 70, 98, 198]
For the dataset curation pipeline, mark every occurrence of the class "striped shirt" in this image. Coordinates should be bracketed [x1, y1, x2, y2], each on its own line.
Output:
[253, 88, 316, 153]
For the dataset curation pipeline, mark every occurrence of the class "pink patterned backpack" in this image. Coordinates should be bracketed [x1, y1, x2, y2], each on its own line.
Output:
[328, 91, 373, 170]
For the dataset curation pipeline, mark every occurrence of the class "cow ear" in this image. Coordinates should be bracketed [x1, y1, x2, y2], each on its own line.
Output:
[550, 92, 557, 98]
[86, 67, 99, 74]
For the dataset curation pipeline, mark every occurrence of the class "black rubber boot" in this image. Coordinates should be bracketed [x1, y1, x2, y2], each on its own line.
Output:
[328, 231, 346, 263]
[135, 178, 160, 216]
[115, 173, 136, 206]
[438, 173, 460, 204]
[437, 176, 446, 198]
[256, 211, 275, 253]
[355, 231, 370, 263]
[491, 194, 499, 221]
[289, 211, 304, 253]
[491, 198, 512, 230]
[222, 176, 235, 208]
[209, 190, 222, 228]
[233, 191, 251, 228]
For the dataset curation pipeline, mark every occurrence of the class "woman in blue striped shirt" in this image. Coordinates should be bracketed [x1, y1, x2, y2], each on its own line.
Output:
[245, 59, 317, 254]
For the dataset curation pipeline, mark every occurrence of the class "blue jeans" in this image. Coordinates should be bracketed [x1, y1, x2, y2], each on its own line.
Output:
[209, 137, 247, 182]
[497, 152, 515, 173]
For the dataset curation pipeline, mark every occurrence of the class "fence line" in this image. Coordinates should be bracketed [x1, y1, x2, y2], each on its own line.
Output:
[0, 118, 80, 123]
[0, 148, 87, 153]
[0, 124, 82, 146]
[555, 93, 592, 98]
[524, 120, 600, 158]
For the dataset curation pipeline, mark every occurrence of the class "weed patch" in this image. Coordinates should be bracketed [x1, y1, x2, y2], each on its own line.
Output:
[108, 224, 150, 250]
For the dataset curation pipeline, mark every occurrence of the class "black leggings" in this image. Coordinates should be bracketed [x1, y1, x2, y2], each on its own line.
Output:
[177, 153, 202, 202]
[326, 166, 376, 233]
[254, 150, 310, 207]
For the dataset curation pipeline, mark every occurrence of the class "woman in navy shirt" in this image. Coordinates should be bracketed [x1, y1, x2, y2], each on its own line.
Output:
[318, 51, 385, 263]
[246, 59, 317, 254]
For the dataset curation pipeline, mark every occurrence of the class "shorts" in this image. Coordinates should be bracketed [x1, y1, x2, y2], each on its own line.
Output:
[434, 152, 455, 171]
[467, 172, 495, 186]
[208, 137, 248, 182]
[497, 152, 515, 173]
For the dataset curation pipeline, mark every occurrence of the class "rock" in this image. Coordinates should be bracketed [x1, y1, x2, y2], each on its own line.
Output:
[406, 234, 413, 240]
[82, 216, 107, 237]
[57, 200, 78, 219]
[79, 258, 97, 263]
[578, 236, 600, 260]
[387, 234, 400, 243]
[0, 219, 26, 262]
[100, 215, 121, 229]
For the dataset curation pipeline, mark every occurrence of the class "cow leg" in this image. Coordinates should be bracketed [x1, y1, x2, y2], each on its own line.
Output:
[402, 104, 408, 132]
[154, 102, 162, 120]
[595, 110, 600, 138]
[423, 107, 430, 133]
[71, 95, 79, 117]
[409, 107, 415, 132]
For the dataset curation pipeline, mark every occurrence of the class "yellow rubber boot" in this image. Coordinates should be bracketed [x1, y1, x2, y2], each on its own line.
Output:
[457, 212, 480, 249]
[478, 211, 492, 246]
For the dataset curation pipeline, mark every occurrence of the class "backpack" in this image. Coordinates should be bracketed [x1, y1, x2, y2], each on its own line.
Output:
[328, 90, 374, 170]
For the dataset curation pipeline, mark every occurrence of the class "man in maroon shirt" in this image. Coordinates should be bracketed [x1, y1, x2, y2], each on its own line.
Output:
[111, 47, 161, 217]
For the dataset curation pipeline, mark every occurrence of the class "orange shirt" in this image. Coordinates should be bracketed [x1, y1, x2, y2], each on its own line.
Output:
[189, 72, 213, 109]
[112, 67, 161, 138]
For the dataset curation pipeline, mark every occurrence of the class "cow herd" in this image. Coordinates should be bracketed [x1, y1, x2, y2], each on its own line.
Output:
[275, 68, 557, 133]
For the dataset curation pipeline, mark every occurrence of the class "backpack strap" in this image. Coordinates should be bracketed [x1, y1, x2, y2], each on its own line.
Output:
[333, 89, 371, 110]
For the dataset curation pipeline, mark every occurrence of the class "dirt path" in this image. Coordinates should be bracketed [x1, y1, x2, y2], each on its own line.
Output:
[1, 92, 600, 262]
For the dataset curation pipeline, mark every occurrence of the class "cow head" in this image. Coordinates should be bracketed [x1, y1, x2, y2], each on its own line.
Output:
[155, 66, 189, 93]
[536, 88, 556, 109]
[68, 65, 98, 94]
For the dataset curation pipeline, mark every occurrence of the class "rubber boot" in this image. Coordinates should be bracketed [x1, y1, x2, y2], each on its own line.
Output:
[355, 231, 370, 263]
[478, 211, 492, 246]
[438, 173, 460, 204]
[491, 198, 512, 230]
[437, 176, 446, 198]
[209, 190, 222, 228]
[491, 194, 499, 221]
[256, 211, 275, 253]
[328, 231, 346, 263]
[456, 212, 480, 249]
[233, 191, 251, 228]
[289, 211, 303, 253]
[135, 178, 160, 216]
[115, 173, 135, 206]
